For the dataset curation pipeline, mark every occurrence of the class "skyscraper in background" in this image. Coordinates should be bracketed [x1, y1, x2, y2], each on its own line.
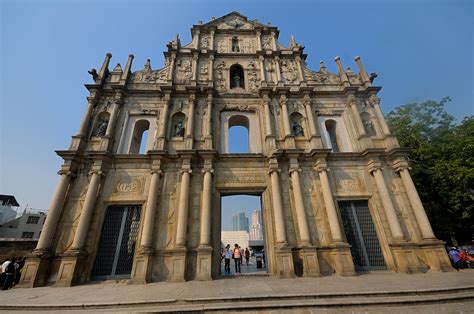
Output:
[250, 208, 263, 240]
[231, 211, 249, 232]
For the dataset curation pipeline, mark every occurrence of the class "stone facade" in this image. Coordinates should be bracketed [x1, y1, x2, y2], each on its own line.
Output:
[19, 12, 452, 288]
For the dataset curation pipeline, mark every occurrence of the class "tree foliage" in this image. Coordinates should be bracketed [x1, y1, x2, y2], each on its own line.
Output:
[386, 98, 474, 245]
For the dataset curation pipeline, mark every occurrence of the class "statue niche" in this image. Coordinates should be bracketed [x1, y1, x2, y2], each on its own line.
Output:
[171, 112, 186, 138]
[230, 64, 244, 89]
[93, 111, 110, 137]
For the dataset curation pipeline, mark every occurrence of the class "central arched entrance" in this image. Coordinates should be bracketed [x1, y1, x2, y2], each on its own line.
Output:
[219, 194, 267, 277]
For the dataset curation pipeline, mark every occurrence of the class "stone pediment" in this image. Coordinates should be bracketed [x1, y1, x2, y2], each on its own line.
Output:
[202, 12, 264, 30]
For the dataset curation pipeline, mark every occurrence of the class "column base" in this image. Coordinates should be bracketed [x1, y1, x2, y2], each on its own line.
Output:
[168, 247, 187, 282]
[294, 246, 321, 277]
[265, 135, 276, 152]
[309, 136, 322, 150]
[330, 243, 357, 276]
[389, 242, 424, 274]
[99, 136, 112, 151]
[129, 246, 154, 284]
[196, 245, 213, 281]
[18, 250, 52, 288]
[69, 135, 87, 152]
[54, 249, 88, 287]
[418, 239, 454, 272]
[275, 245, 295, 278]
[154, 137, 166, 150]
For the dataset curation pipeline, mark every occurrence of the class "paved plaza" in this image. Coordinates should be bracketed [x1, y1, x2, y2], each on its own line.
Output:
[0, 269, 473, 312]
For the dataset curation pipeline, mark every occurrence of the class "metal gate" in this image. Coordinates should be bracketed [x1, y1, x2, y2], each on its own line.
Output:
[339, 200, 386, 270]
[92, 205, 141, 280]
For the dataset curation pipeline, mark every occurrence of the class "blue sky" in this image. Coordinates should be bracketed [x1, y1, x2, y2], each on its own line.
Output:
[1, 0, 472, 212]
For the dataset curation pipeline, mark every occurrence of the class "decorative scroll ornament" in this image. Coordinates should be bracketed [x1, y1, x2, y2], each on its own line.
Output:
[303, 66, 341, 85]
[262, 36, 272, 50]
[174, 58, 192, 83]
[131, 59, 169, 83]
[200, 34, 210, 49]
[247, 61, 260, 92]
[215, 61, 227, 91]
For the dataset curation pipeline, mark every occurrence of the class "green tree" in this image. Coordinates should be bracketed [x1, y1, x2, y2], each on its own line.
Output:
[386, 98, 474, 245]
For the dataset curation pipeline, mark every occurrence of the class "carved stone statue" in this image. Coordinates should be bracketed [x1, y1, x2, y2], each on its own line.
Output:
[95, 120, 108, 137]
[233, 72, 241, 88]
[232, 37, 240, 52]
[292, 121, 304, 137]
[174, 121, 185, 137]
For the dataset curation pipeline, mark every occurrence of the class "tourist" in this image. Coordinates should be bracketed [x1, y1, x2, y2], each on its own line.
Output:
[2, 257, 16, 290]
[459, 249, 474, 268]
[239, 246, 244, 265]
[233, 243, 241, 274]
[448, 247, 464, 270]
[0, 258, 11, 288]
[245, 248, 250, 266]
[224, 244, 232, 275]
[14, 257, 25, 286]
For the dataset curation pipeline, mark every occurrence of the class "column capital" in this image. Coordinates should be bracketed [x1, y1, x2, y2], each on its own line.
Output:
[367, 159, 382, 174]
[303, 94, 311, 106]
[86, 96, 98, 105]
[368, 94, 381, 106]
[201, 168, 214, 174]
[189, 92, 196, 101]
[209, 54, 215, 61]
[347, 94, 356, 106]
[150, 169, 162, 175]
[279, 94, 287, 105]
[258, 55, 264, 61]
[314, 159, 329, 172]
[392, 159, 410, 172]
[274, 55, 280, 61]
[57, 170, 72, 176]
[256, 30, 261, 36]
[88, 169, 105, 177]
[180, 169, 192, 175]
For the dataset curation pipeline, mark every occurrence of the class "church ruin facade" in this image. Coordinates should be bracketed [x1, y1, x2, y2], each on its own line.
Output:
[20, 12, 452, 287]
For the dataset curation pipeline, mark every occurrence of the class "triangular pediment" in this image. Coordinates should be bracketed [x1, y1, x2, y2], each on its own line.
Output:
[202, 11, 265, 30]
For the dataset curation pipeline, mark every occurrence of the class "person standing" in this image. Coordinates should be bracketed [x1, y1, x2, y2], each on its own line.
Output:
[2, 258, 16, 290]
[233, 243, 241, 274]
[224, 244, 232, 275]
[245, 248, 250, 266]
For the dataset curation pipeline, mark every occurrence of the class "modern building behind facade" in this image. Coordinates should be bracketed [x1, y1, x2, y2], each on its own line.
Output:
[250, 209, 263, 240]
[232, 212, 249, 232]
[0, 195, 19, 224]
[0, 210, 46, 239]
[20, 12, 452, 288]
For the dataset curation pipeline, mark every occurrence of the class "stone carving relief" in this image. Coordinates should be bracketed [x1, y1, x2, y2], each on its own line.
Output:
[174, 58, 192, 83]
[247, 61, 260, 92]
[131, 59, 169, 83]
[112, 175, 146, 197]
[280, 59, 298, 84]
[200, 34, 210, 49]
[218, 17, 253, 30]
[334, 171, 366, 194]
[242, 38, 255, 53]
[199, 61, 209, 81]
[303, 67, 340, 85]
[262, 36, 272, 50]
[217, 39, 228, 53]
[216, 171, 266, 185]
[265, 59, 276, 83]
[215, 60, 227, 91]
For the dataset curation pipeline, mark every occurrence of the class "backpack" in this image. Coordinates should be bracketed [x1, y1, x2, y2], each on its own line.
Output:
[5, 262, 14, 273]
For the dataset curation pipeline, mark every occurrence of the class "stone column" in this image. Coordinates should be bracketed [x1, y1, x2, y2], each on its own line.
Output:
[314, 160, 343, 242]
[334, 56, 350, 87]
[256, 30, 262, 50]
[269, 159, 295, 278]
[35, 170, 71, 252]
[295, 55, 305, 82]
[259, 56, 266, 84]
[196, 159, 213, 281]
[303, 94, 321, 149]
[71, 170, 103, 250]
[130, 163, 161, 283]
[269, 162, 287, 244]
[104, 101, 120, 138]
[209, 30, 215, 50]
[175, 163, 192, 247]
[289, 160, 311, 245]
[394, 161, 436, 240]
[368, 160, 404, 241]
[156, 94, 171, 149]
[348, 95, 366, 137]
[77, 98, 96, 136]
[354, 56, 371, 88]
[191, 53, 198, 81]
[185, 94, 195, 149]
[208, 55, 214, 81]
[199, 168, 213, 246]
[369, 95, 391, 136]
[168, 54, 176, 81]
[279, 95, 291, 137]
[204, 93, 213, 149]
[274, 56, 282, 83]
[140, 170, 161, 249]
[271, 31, 277, 50]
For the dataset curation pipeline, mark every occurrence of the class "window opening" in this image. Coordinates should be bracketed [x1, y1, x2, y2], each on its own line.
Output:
[325, 119, 339, 152]
[228, 115, 250, 153]
[129, 120, 150, 154]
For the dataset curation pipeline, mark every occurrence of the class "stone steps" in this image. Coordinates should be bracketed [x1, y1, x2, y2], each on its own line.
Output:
[2, 285, 473, 312]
